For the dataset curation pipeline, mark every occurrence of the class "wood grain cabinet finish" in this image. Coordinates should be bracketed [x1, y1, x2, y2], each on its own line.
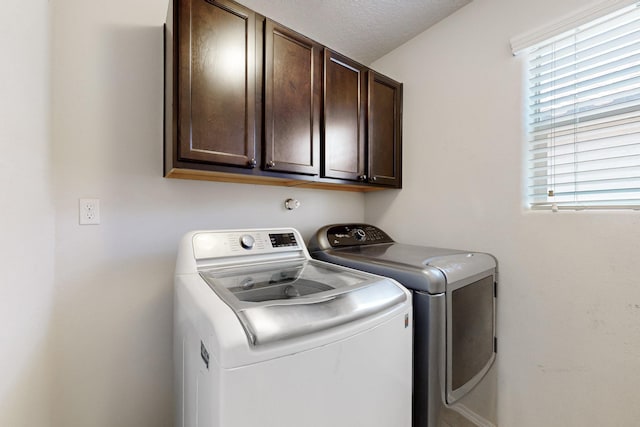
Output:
[368, 71, 402, 187]
[165, 0, 402, 191]
[323, 49, 367, 182]
[171, 0, 257, 169]
[264, 20, 321, 176]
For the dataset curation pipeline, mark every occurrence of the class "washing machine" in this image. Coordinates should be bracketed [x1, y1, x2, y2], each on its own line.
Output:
[173, 227, 413, 427]
[309, 224, 498, 427]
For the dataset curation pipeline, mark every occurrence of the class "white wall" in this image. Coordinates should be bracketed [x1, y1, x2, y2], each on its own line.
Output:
[369, 0, 640, 425]
[9, 0, 639, 425]
[49, 1, 363, 426]
[0, 1, 54, 426]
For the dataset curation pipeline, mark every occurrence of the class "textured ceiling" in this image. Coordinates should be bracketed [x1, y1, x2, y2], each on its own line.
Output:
[240, 0, 472, 65]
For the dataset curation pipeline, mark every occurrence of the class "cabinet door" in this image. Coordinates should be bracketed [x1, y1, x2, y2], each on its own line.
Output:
[323, 50, 367, 181]
[264, 20, 321, 175]
[177, 0, 257, 168]
[368, 71, 402, 187]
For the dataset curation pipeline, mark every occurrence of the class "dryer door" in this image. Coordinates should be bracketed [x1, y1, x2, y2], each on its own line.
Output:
[427, 253, 497, 404]
[447, 273, 495, 403]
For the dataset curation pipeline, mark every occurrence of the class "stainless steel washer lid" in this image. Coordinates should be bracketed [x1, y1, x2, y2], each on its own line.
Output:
[200, 259, 408, 346]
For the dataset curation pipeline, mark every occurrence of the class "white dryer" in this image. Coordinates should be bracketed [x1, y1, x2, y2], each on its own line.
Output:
[173, 228, 413, 427]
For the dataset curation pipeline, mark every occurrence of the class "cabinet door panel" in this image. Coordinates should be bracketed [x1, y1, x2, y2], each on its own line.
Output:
[323, 50, 366, 181]
[178, 0, 256, 167]
[264, 20, 320, 175]
[368, 71, 402, 187]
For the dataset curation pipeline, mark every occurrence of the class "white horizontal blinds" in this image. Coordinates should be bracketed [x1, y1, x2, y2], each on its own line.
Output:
[528, 2, 640, 210]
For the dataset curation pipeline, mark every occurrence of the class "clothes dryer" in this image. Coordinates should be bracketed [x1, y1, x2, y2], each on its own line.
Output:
[309, 224, 497, 427]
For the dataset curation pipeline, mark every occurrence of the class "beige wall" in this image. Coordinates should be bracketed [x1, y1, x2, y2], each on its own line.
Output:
[6, 0, 640, 425]
[0, 1, 54, 426]
[369, 0, 640, 425]
[21, 1, 363, 426]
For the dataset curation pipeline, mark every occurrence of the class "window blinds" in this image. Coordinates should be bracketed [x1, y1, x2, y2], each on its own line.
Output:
[527, 2, 640, 210]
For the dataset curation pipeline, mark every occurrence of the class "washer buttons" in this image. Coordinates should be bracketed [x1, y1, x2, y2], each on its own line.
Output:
[240, 234, 255, 250]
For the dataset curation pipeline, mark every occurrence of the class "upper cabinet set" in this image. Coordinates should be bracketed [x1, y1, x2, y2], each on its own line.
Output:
[164, 0, 402, 191]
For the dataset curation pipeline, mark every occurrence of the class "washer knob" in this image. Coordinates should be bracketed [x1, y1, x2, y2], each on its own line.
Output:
[240, 234, 255, 250]
[354, 229, 366, 241]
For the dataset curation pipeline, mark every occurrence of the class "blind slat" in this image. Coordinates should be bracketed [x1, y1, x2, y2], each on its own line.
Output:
[529, 14, 640, 69]
[530, 26, 640, 79]
[530, 202, 640, 210]
[530, 110, 640, 142]
[530, 58, 640, 104]
[529, 152, 640, 173]
[529, 141, 640, 163]
[529, 174, 640, 190]
[529, 164, 640, 181]
[530, 72, 640, 113]
[530, 47, 640, 97]
[530, 98, 640, 130]
[529, 130, 640, 156]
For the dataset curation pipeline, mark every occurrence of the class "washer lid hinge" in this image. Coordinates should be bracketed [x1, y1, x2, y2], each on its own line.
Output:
[494, 337, 498, 353]
[494, 281, 498, 298]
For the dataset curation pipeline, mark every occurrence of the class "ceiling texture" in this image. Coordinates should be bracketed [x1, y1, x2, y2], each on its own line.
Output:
[240, 0, 472, 65]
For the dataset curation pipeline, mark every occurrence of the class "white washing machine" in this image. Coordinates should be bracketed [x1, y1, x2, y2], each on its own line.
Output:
[173, 227, 413, 427]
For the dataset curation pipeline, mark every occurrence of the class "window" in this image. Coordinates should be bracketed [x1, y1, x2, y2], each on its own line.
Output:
[516, 1, 640, 210]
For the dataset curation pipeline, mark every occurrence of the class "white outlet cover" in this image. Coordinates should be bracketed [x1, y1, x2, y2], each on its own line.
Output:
[79, 198, 100, 225]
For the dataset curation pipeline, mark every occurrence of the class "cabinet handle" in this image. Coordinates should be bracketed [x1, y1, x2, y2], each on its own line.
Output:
[266, 160, 276, 168]
[369, 176, 377, 182]
[358, 174, 367, 181]
[248, 158, 257, 168]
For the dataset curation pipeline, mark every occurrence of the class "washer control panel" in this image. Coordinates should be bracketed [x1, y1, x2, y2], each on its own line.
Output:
[325, 224, 393, 247]
[192, 229, 303, 260]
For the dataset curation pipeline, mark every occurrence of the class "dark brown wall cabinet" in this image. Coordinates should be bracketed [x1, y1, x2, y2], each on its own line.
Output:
[322, 51, 403, 187]
[169, 0, 257, 169]
[264, 19, 321, 176]
[165, 0, 402, 191]
[368, 71, 402, 187]
[323, 50, 367, 182]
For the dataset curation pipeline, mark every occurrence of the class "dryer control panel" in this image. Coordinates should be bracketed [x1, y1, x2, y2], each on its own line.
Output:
[323, 224, 394, 247]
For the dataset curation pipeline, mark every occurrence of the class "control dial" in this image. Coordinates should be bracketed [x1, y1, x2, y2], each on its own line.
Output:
[353, 228, 366, 241]
[239, 234, 255, 250]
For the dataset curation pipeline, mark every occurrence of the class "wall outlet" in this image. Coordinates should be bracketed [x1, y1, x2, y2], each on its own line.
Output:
[79, 198, 100, 225]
